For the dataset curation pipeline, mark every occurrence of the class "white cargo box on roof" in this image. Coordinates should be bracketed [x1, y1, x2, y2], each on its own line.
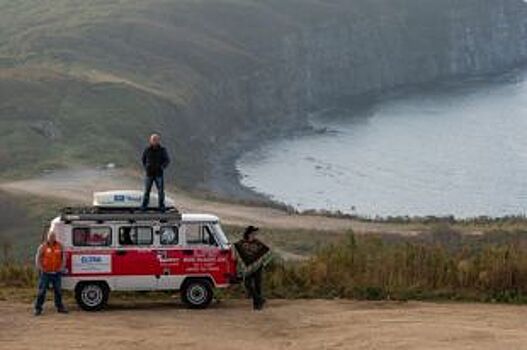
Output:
[181, 213, 220, 223]
[93, 190, 175, 208]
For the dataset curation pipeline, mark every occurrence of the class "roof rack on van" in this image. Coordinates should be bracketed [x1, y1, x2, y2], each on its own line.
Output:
[60, 207, 182, 223]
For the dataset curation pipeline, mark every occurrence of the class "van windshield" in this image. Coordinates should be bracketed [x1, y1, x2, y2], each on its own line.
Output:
[213, 224, 229, 247]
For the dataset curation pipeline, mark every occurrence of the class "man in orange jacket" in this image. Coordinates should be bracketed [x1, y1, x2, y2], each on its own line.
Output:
[34, 230, 68, 316]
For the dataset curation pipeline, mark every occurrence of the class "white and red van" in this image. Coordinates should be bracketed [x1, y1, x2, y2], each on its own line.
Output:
[49, 191, 238, 311]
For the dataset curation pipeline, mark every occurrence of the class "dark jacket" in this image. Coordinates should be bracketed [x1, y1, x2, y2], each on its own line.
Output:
[142, 145, 170, 177]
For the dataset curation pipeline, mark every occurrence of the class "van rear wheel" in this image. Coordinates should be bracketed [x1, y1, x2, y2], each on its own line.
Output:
[181, 279, 213, 309]
[75, 282, 109, 311]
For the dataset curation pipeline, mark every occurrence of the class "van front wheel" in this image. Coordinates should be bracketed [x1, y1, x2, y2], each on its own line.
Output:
[75, 282, 109, 311]
[181, 279, 213, 309]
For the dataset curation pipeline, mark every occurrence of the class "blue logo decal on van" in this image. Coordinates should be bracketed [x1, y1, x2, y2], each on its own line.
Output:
[126, 195, 142, 202]
[81, 256, 103, 264]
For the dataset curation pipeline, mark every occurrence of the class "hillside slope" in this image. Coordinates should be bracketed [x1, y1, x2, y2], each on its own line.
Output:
[1, 0, 527, 194]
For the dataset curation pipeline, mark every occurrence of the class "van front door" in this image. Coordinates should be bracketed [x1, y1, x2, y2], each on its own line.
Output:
[181, 223, 231, 285]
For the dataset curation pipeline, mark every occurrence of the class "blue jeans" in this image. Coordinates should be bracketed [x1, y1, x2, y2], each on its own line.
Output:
[141, 175, 165, 210]
[35, 272, 65, 311]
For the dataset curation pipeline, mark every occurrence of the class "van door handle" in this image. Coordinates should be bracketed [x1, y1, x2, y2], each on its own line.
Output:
[116, 250, 127, 256]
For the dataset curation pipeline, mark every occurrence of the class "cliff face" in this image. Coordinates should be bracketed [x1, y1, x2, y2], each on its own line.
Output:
[281, 0, 527, 108]
[200, 0, 527, 127]
[187, 0, 527, 193]
[1, 0, 527, 193]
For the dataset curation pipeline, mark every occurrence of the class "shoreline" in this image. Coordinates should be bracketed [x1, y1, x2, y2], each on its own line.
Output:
[203, 67, 527, 221]
[199, 116, 318, 207]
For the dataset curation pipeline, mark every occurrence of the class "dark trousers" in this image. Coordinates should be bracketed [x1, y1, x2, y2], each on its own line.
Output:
[141, 175, 165, 210]
[35, 272, 65, 311]
[244, 268, 264, 308]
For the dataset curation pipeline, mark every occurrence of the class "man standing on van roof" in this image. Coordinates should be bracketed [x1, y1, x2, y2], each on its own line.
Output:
[141, 133, 170, 212]
[34, 230, 68, 316]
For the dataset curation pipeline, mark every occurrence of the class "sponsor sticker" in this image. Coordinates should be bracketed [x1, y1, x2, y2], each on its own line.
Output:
[126, 195, 142, 202]
[72, 254, 112, 274]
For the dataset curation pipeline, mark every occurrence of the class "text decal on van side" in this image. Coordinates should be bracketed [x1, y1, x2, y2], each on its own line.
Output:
[72, 255, 112, 274]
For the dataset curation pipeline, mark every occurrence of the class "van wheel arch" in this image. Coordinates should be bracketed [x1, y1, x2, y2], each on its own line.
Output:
[75, 281, 110, 311]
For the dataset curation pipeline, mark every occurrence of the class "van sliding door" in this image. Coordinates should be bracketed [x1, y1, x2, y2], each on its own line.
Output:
[113, 226, 159, 291]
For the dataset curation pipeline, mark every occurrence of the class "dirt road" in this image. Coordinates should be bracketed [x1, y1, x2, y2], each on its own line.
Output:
[1, 299, 525, 350]
[0, 168, 423, 235]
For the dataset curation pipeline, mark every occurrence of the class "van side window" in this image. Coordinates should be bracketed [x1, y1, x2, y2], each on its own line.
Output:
[185, 224, 217, 246]
[160, 226, 179, 245]
[73, 227, 112, 247]
[119, 227, 153, 246]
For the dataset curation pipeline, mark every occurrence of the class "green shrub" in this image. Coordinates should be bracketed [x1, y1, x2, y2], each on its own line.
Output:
[0, 263, 36, 288]
[264, 232, 527, 303]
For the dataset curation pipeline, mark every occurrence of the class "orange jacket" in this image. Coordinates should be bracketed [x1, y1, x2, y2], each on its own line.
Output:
[36, 242, 64, 273]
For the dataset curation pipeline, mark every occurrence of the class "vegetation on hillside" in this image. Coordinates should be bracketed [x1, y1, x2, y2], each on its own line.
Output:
[264, 230, 527, 303]
[0, 0, 261, 182]
[0, 0, 332, 183]
[0, 190, 68, 260]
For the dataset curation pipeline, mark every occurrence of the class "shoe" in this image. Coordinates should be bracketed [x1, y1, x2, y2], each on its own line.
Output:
[254, 298, 266, 310]
[253, 301, 264, 311]
[34, 309, 42, 316]
[57, 308, 69, 314]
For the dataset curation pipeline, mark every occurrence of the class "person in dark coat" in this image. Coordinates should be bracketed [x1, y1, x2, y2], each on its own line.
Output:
[236, 226, 271, 310]
[141, 133, 170, 211]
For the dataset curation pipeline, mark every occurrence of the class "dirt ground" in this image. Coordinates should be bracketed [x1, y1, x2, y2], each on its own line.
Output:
[0, 168, 423, 235]
[1, 299, 526, 350]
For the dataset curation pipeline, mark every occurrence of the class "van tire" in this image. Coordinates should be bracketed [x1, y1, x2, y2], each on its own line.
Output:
[75, 282, 109, 311]
[181, 279, 213, 309]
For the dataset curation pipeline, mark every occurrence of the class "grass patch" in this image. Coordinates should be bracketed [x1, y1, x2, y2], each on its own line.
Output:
[224, 224, 343, 257]
[264, 231, 527, 303]
[0, 190, 67, 261]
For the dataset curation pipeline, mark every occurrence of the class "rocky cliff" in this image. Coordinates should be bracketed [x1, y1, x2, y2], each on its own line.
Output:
[185, 0, 527, 195]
